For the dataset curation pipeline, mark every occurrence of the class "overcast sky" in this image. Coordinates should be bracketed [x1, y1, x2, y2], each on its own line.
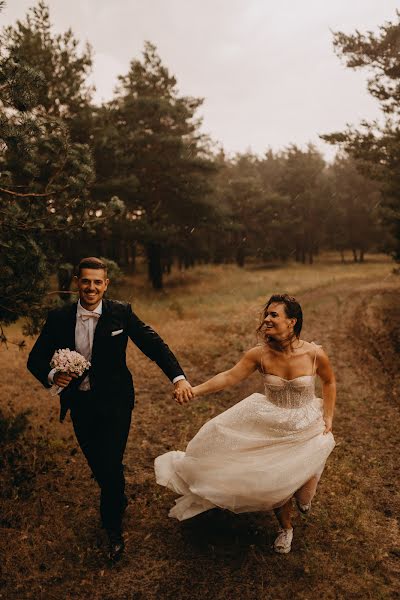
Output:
[1, 1, 399, 160]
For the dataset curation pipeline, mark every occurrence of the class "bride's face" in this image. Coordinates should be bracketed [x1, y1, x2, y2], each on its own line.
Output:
[263, 302, 295, 339]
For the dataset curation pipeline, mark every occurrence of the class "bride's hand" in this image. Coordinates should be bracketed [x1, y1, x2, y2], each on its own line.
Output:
[174, 384, 199, 405]
[174, 380, 194, 405]
[323, 416, 333, 434]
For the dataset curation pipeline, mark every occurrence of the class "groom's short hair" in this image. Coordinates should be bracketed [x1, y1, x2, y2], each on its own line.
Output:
[77, 257, 107, 276]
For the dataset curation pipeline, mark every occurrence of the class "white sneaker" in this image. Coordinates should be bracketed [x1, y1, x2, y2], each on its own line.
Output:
[273, 528, 293, 554]
[295, 498, 311, 514]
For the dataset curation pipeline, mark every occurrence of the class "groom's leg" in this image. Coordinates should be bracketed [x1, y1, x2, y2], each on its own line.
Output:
[70, 392, 132, 532]
[96, 405, 132, 532]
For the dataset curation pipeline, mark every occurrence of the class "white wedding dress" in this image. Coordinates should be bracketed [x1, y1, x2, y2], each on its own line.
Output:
[155, 348, 335, 521]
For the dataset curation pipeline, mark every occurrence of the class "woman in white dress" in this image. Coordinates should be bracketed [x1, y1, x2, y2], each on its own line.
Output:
[155, 294, 336, 553]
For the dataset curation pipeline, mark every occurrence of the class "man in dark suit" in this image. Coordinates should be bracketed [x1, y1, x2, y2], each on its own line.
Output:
[27, 257, 192, 560]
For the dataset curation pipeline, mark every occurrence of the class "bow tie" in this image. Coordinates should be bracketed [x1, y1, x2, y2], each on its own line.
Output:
[79, 312, 101, 321]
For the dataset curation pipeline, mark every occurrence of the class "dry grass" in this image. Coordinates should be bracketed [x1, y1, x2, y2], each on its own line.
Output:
[1, 253, 399, 600]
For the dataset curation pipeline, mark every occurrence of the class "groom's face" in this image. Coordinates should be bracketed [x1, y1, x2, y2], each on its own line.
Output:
[75, 268, 109, 310]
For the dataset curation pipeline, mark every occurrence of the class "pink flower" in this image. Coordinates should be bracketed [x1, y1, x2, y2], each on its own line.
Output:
[50, 348, 91, 376]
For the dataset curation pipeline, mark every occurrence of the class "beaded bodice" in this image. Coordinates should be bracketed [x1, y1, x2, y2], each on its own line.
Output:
[261, 373, 323, 432]
[263, 374, 317, 408]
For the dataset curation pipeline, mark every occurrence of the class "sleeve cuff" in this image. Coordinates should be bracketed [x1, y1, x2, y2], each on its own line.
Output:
[48, 368, 57, 384]
[172, 375, 186, 384]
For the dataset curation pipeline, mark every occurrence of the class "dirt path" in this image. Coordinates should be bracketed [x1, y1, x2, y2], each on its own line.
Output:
[1, 274, 399, 600]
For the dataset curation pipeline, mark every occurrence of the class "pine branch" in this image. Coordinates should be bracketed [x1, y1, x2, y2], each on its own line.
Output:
[45, 290, 77, 296]
[0, 187, 57, 198]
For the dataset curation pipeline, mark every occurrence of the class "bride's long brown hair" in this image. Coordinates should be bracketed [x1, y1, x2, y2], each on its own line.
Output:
[257, 294, 303, 351]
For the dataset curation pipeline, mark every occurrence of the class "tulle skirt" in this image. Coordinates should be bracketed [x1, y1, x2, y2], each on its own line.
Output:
[155, 392, 335, 521]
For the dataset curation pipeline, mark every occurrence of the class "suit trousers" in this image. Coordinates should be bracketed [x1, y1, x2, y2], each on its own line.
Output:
[70, 391, 132, 532]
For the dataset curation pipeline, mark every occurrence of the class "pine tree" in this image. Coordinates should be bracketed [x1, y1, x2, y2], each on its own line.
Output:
[0, 2, 99, 337]
[322, 11, 400, 259]
[93, 42, 217, 289]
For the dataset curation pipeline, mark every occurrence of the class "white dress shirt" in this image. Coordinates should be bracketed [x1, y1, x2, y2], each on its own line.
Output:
[48, 299, 185, 389]
[75, 299, 103, 390]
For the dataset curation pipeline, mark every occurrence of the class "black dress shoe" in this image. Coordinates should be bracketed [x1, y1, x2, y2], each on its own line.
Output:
[107, 529, 125, 562]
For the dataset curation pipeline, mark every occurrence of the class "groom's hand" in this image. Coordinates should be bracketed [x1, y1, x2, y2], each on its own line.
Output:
[54, 371, 77, 389]
[174, 380, 194, 405]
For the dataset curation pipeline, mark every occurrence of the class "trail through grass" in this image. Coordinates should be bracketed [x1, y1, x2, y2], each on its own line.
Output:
[1, 254, 399, 600]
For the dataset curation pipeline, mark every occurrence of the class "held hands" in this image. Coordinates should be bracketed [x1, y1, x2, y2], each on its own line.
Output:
[323, 415, 333, 435]
[174, 380, 195, 405]
[53, 371, 78, 389]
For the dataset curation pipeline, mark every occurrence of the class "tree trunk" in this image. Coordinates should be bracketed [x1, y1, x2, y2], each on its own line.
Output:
[308, 252, 313, 265]
[236, 245, 245, 268]
[352, 248, 358, 263]
[119, 238, 126, 267]
[146, 242, 163, 289]
[359, 249, 365, 263]
[57, 264, 73, 302]
[184, 254, 195, 269]
[340, 250, 345, 263]
[100, 235, 107, 258]
[128, 243, 136, 272]
[163, 253, 173, 274]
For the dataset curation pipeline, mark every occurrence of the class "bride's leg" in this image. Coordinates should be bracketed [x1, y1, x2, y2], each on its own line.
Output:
[274, 498, 293, 529]
[273, 498, 294, 554]
[294, 467, 324, 511]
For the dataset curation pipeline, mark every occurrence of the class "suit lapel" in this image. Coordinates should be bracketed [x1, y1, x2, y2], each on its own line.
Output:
[92, 298, 111, 355]
[65, 302, 78, 350]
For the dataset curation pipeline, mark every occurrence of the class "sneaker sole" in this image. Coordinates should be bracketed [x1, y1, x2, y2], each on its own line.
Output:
[274, 546, 291, 554]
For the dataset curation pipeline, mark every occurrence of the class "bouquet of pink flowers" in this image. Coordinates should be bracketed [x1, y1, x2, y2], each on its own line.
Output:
[50, 348, 91, 395]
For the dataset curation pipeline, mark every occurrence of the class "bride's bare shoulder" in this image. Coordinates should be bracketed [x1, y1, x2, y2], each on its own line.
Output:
[300, 340, 322, 353]
[301, 340, 329, 362]
[245, 345, 270, 366]
[245, 346, 263, 358]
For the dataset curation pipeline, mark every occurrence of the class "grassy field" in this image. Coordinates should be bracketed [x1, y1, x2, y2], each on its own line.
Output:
[1, 253, 399, 600]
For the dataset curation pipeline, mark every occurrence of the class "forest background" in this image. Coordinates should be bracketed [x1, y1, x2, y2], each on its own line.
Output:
[1, 3, 400, 598]
[1, 1, 400, 329]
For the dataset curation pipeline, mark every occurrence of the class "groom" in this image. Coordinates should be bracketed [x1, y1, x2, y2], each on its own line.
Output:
[27, 256, 193, 560]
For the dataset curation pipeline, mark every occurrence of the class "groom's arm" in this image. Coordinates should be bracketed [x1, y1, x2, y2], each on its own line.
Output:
[125, 304, 186, 382]
[27, 312, 57, 389]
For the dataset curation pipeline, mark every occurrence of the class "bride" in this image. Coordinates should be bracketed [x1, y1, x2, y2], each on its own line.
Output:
[155, 294, 336, 554]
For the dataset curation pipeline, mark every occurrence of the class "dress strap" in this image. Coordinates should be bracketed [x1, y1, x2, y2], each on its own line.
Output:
[312, 341, 318, 375]
[258, 344, 267, 375]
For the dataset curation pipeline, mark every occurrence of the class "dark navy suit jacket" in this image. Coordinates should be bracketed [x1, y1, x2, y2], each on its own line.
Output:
[27, 298, 185, 421]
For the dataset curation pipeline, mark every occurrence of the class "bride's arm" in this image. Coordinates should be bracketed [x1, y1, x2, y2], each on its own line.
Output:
[316, 347, 336, 434]
[188, 347, 260, 401]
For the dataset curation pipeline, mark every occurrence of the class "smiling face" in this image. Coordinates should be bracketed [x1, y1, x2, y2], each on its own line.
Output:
[75, 268, 109, 310]
[263, 302, 297, 340]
